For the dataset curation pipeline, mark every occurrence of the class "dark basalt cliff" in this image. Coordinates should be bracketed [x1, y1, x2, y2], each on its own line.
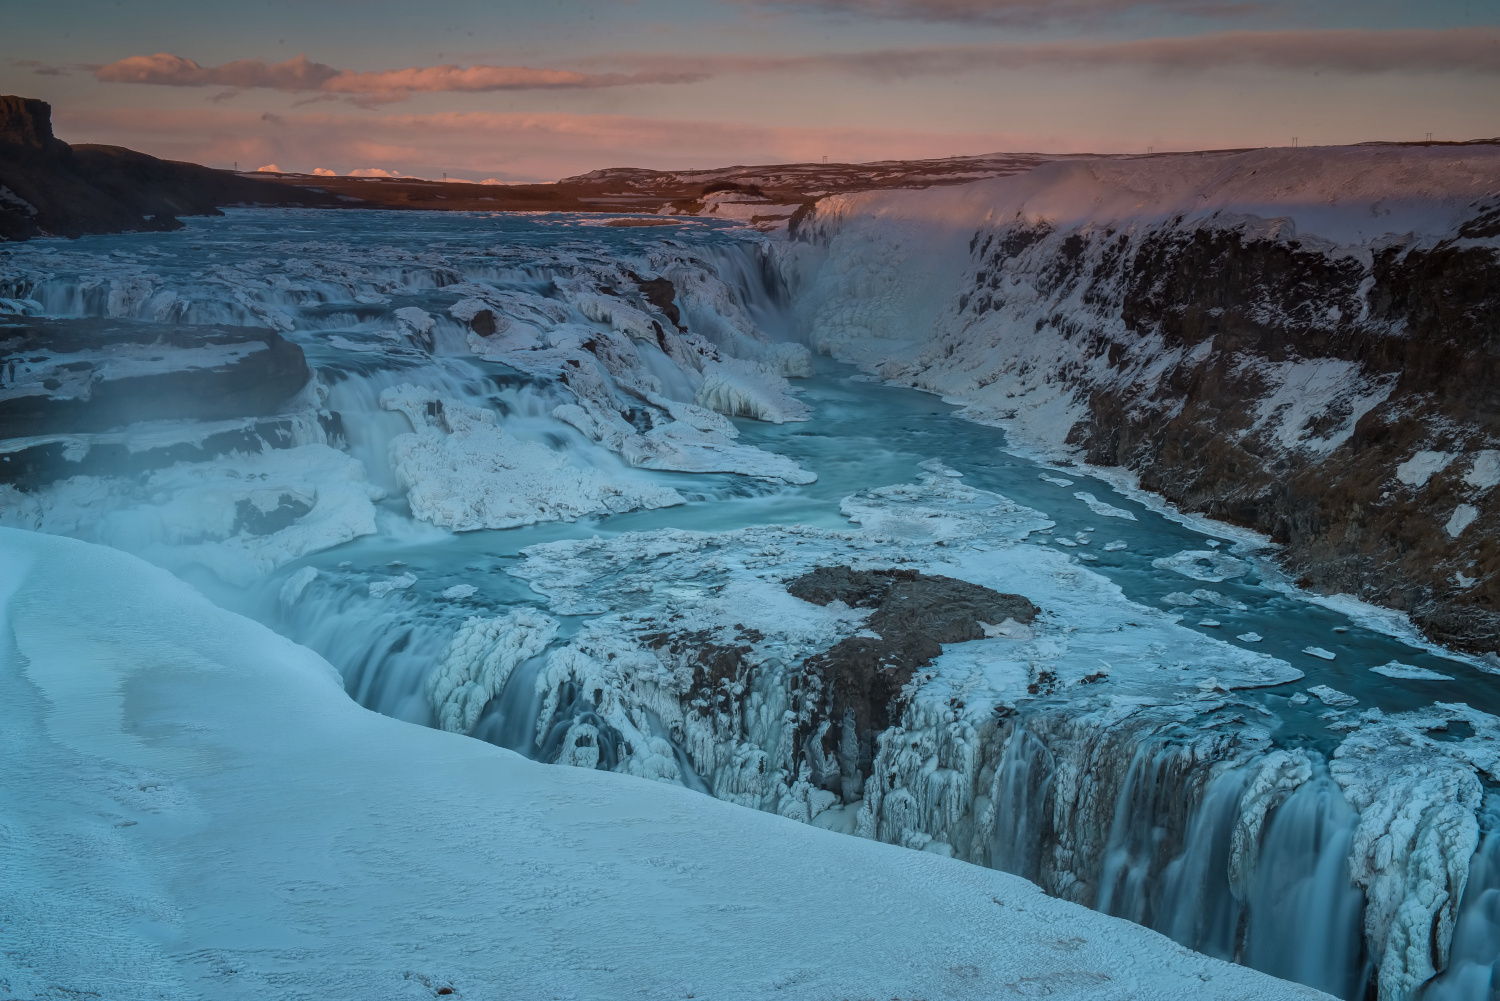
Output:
[946, 205, 1500, 654]
[0, 317, 314, 488]
[0, 96, 343, 241]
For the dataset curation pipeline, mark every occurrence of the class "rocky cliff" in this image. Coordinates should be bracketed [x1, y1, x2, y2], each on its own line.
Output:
[0, 95, 341, 240]
[792, 145, 1500, 656]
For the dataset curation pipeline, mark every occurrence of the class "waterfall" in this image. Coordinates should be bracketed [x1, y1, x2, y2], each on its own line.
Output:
[1242, 769, 1369, 999]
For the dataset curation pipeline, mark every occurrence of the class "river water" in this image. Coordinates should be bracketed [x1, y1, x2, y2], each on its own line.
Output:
[3, 209, 1496, 999]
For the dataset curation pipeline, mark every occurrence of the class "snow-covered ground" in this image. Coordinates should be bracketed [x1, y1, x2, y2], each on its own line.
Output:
[0, 527, 1323, 1001]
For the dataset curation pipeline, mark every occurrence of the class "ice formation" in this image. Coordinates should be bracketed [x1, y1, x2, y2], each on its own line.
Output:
[382, 384, 685, 530]
[1073, 491, 1137, 520]
[426, 609, 558, 734]
[1371, 662, 1453, 682]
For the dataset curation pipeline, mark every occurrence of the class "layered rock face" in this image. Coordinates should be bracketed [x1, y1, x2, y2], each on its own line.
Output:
[0, 95, 339, 240]
[793, 145, 1500, 655]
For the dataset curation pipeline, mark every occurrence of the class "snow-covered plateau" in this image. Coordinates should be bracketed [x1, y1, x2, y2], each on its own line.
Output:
[1, 145, 1498, 1000]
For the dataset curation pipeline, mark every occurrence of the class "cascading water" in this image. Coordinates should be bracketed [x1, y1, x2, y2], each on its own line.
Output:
[5, 209, 1496, 1001]
[1243, 769, 1369, 998]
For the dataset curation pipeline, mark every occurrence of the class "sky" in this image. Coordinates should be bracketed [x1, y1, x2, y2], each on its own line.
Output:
[3, 0, 1497, 181]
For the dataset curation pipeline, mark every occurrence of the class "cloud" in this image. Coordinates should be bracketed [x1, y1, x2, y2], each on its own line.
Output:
[13, 58, 70, 77]
[639, 27, 1500, 79]
[738, 0, 1252, 25]
[93, 53, 706, 104]
[97, 53, 341, 90]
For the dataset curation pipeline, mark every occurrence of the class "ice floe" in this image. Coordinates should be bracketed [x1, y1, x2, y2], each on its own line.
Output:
[1152, 550, 1251, 583]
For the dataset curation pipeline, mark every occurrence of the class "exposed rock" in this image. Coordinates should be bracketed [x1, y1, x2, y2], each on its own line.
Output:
[1060, 225, 1500, 653]
[787, 566, 1038, 796]
[0, 317, 311, 437]
[0, 95, 342, 240]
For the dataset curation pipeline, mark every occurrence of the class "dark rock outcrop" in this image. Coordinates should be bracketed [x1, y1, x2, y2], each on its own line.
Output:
[787, 566, 1038, 796]
[1057, 226, 1500, 653]
[0, 317, 310, 438]
[0, 95, 342, 241]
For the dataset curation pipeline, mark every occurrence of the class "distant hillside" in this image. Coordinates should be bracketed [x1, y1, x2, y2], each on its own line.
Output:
[0, 96, 346, 241]
[252, 152, 1058, 227]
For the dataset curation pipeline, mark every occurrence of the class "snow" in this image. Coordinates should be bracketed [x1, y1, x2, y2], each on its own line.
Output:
[381, 384, 686, 531]
[0, 527, 1321, 1000]
[441, 583, 478, 600]
[0, 443, 382, 586]
[1395, 451, 1454, 488]
[1370, 662, 1453, 682]
[1464, 450, 1500, 491]
[1445, 503, 1479, 538]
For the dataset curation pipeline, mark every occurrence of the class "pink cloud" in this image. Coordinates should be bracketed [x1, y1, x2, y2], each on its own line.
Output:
[93, 53, 705, 104]
[738, 0, 1251, 24]
[97, 53, 341, 90]
[634, 27, 1500, 79]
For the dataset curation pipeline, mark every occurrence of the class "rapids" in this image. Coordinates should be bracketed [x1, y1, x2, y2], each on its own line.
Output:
[2, 209, 1496, 1000]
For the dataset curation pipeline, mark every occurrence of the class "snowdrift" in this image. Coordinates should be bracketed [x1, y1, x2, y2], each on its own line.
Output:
[0, 527, 1321, 1000]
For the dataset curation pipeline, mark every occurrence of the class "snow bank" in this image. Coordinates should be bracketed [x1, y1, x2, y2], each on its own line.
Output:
[0, 527, 1318, 1000]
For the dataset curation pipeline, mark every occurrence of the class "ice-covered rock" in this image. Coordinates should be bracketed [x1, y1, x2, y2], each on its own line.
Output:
[381, 384, 685, 531]
[0, 442, 381, 585]
[426, 609, 558, 734]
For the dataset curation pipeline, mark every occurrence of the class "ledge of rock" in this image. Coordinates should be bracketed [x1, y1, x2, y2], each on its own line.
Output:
[0, 95, 343, 241]
[0, 317, 311, 438]
[787, 566, 1039, 797]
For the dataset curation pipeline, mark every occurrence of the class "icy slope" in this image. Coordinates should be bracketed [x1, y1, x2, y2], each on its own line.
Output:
[789, 145, 1500, 655]
[0, 527, 1324, 1001]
